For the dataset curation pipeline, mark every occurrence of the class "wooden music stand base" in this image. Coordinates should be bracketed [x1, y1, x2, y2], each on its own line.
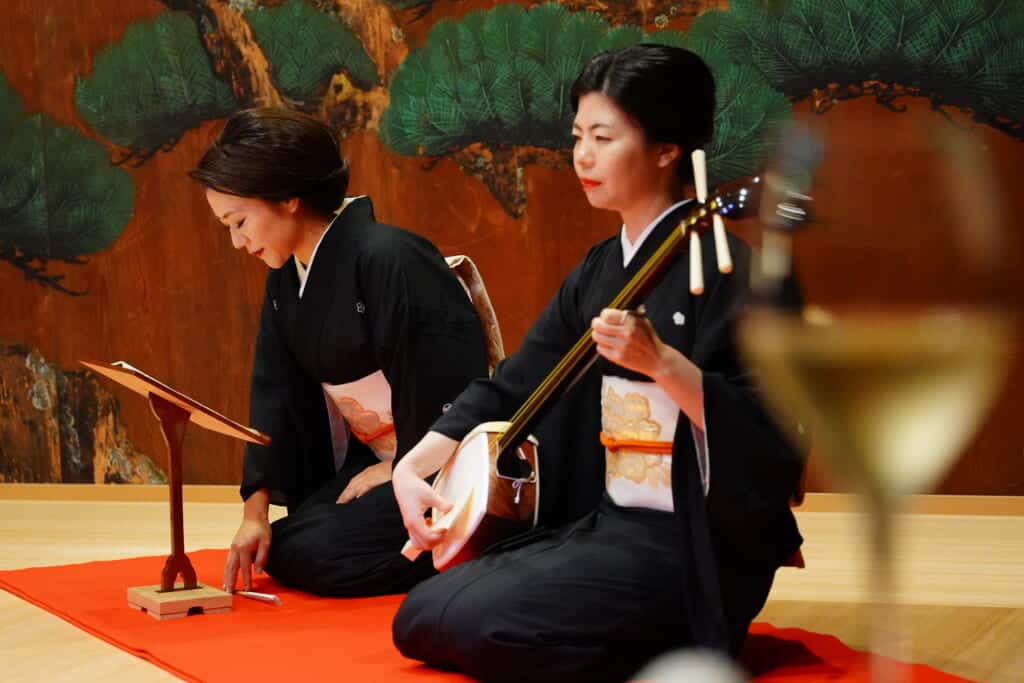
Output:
[128, 583, 232, 621]
[80, 360, 270, 622]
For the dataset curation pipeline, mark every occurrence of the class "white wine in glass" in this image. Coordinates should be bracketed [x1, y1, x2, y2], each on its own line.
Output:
[740, 307, 1015, 681]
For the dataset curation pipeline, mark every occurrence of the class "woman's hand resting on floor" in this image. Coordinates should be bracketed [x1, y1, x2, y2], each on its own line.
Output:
[224, 489, 272, 592]
[337, 460, 393, 503]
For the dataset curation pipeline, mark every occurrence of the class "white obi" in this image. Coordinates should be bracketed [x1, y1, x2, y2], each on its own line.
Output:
[601, 376, 711, 512]
[601, 376, 678, 512]
[322, 370, 395, 468]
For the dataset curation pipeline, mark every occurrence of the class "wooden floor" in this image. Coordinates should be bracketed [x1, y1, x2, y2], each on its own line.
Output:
[1, 490, 1022, 682]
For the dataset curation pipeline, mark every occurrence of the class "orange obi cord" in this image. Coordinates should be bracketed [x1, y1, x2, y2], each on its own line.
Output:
[352, 423, 395, 444]
[599, 432, 673, 454]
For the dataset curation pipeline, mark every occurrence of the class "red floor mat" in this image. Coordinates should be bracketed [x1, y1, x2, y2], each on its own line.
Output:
[0, 550, 973, 682]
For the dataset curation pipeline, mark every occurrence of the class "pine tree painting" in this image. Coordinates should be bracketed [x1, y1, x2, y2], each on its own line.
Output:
[75, 11, 237, 166]
[0, 73, 135, 295]
[380, 3, 790, 215]
[246, 0, 380, 100]
[76, 1, 388, 165]
[700, 0, 1024, 139]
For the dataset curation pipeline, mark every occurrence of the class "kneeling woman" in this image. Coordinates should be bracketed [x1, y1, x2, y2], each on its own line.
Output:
[190, 108, 489, 597]
[391, 45, 804, 681]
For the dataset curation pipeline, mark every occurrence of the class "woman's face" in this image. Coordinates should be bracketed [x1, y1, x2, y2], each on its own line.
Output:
[205, 188, 300, 269]
[572, 91, 677, 213]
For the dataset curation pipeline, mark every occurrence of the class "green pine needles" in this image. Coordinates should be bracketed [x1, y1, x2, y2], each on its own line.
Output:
[381, 4, 617, 155]
[380, 3, 790, 187]
[701, 0, 1024, 138]
[1, 73, 135, 295]
[246, 0, 380, 101]
[75, 11, 237, 163]
[672, 29, 793, 185]
[75, 3, 381, 162]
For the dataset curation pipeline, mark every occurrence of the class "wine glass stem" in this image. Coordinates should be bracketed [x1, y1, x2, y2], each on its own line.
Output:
[869, 495, 904, 683]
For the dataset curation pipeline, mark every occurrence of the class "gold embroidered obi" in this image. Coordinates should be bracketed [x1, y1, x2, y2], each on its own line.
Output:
[323, 369, 396, 464]
[601, 376, 677, 513]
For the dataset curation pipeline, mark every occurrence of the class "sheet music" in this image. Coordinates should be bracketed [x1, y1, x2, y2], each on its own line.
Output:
[80, 360, 269, 445]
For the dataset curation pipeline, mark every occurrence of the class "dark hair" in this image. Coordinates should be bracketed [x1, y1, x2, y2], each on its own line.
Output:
[570, 44, 715, 184]
[189, 107, 349, 216]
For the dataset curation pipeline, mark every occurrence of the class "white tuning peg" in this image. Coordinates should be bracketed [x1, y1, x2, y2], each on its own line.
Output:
[689, 231, 704, 295]
[690, 149, 733, 274]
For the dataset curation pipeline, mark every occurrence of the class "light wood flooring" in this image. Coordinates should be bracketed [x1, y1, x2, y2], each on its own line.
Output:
[0, 488, 1021, 682]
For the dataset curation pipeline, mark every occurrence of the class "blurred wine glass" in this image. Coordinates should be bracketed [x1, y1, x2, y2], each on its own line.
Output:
[737, 122, 1018, 682]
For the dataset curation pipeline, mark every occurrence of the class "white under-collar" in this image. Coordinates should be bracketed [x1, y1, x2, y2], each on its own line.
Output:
[295, 196, 366, 298]
[620, 199, 690, 268]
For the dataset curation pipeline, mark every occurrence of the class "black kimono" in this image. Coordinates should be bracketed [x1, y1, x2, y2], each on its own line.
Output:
[242, 196, 489, 596]
[392, 202, 805, 681]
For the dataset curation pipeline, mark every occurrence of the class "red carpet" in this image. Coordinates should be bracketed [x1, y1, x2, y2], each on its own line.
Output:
[0, 550, 972, 682]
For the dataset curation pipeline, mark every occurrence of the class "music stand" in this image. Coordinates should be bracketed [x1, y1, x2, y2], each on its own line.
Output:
[81, 360, 270, 620]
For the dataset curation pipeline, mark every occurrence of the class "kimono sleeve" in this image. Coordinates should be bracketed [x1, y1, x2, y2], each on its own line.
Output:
[241, 274, 332, 508]
[357, 236, 489, 461]
[685, 236, 805, 567]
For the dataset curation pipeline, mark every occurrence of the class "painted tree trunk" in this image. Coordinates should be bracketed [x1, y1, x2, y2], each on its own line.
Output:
[205, 0, 284, 107]
[0, 345, 166, 484]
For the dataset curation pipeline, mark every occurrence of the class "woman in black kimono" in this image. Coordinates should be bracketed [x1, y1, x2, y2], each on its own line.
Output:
[190, 108, 489, 597]
[391, 45, 805, 681]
